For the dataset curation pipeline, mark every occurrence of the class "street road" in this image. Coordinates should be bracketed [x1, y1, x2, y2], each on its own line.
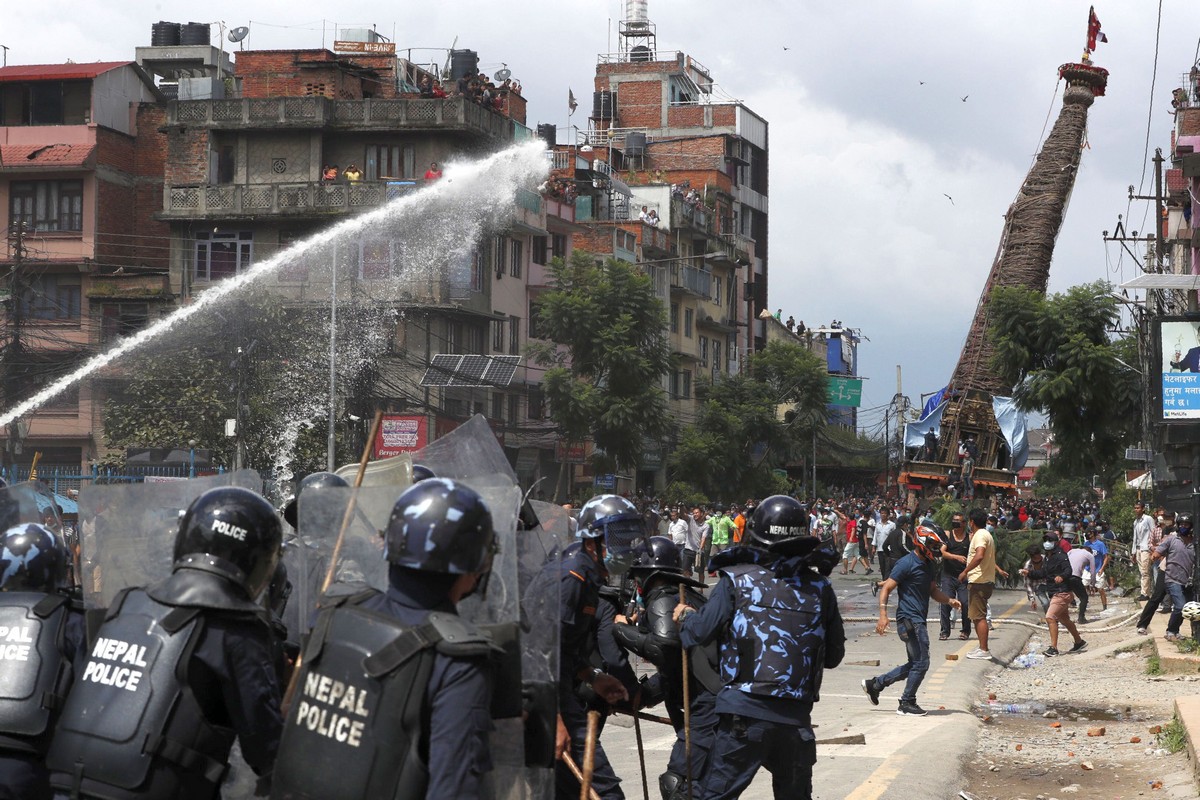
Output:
[600, 573, 1032, 800]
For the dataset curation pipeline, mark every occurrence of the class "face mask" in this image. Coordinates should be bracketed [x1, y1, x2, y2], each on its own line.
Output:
[1042, 540, 1056, 551]
[986, 524, 995, 533]
[1158, 516, 1165, 523]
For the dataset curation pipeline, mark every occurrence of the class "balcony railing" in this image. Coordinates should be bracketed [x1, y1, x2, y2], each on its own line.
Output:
[671, 264, 712, 297]
[671, 198, 713, 234]
[162, 181, 414, 218]
[166, 96, 511, 139]
[515, 188, 542, 214]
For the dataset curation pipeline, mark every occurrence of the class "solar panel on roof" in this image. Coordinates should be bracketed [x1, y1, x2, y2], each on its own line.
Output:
[419, 354, 522, 387]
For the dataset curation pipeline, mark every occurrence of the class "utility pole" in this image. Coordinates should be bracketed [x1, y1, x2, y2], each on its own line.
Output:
[4, 223, 27, 478]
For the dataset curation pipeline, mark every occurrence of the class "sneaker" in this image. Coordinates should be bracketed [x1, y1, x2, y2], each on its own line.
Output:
[1165, 633, 1180, 642]
[897, 701, 928, 716]
[1137, 594, 1150, 601]
[1137, 627, 1149, 635]
[861, 678, 880, 706]
[1043, 647, 1060, 656]
[871, 582, 880, 598]
[1069, 639, 1088, 653]
[1158, 607, 1173, 615]
[965, 648, 993, 660]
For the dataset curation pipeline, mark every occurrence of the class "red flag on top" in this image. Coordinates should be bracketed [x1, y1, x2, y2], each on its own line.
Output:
[1086, 6, 1108, 53]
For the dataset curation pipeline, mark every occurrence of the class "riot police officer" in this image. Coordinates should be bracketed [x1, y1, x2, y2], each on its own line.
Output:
[48, 487, 285, 800]
[270, 477, 498, 800]
[0, 523, 84, 800]
[552, 494, 641, 800]
[281, 471, 350, 529]
[613, 536, 719, 800]
[673, 495, 845, 800]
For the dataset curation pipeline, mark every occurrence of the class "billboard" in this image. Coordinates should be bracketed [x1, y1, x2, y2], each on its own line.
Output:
[374, 414, 428, 458]
[827, 376, 863, 407]
[1159, 318, 1200, 421]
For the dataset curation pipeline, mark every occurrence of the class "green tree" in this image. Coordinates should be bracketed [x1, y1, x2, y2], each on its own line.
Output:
[667, 341, 828, 500]
[528, 252, 673, 472]
[989, 281, 1140, 488]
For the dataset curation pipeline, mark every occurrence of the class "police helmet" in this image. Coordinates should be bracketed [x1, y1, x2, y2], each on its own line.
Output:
[577, 494, 644, 573]
[174, 487, 283, 598]
[268, 559, 292, 616]
[1179, 513, 1194, 535]
[282, 471, 349, 528]
[630, 536, 682, 573]
[0, 523, 68, 592]
[386, 478, 495, 574]
[411, 464, 436, 483]
[909, 521, 946, 561]
[748, 495, 811, 548]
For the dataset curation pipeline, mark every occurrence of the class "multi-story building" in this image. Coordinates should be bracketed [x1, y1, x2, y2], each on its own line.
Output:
[0, 60, 166, 478]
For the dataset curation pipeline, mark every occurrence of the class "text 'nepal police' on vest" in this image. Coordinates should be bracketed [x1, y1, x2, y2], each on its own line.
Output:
[0, 518, 85, 800]
[612, 535, 720, 800]
[674, 496, 846, 800]
[541, 494, 643, 800]
[271, 477, 502, 800]
[47, 487, 285, 800]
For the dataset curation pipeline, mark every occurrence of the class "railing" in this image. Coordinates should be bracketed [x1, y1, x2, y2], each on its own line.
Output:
[1174, 74, 1200, 110]
[163, 180, 408, 217]
[167, 96, 510, 138]
[515, 188, 542, 214]
[671, 197, 713, 234]
[671, 264, 712, 297]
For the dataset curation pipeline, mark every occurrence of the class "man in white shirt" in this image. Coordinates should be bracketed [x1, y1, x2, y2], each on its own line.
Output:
[689, 507, 710, 583]
[872, 508, 897, 580]
[1131, 500, 1156, 600]
[1065, 543, 1095, 624]
[667, 507, 692, 575]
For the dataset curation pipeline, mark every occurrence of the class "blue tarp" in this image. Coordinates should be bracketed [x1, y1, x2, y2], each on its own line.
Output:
[919, 387, 949, 421]
[34, 491, 78, 515]
[904, 401, 947, 449]
[993, 396, 1029, 472]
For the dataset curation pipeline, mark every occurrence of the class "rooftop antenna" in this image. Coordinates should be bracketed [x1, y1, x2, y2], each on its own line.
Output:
[442, 36, 458, 79]
[0, 45, 8, 68]
[228, 26, 250, 50]
[494, 62, 511, 82]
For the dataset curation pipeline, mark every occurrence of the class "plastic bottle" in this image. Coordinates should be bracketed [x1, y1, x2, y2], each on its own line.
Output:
[975, 700, 1046, 714]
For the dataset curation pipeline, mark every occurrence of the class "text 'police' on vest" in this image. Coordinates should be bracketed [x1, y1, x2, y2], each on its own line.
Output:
[0, 624, 33, 661]
[81, 636, 150, 692]
[293, 670, 370, 747]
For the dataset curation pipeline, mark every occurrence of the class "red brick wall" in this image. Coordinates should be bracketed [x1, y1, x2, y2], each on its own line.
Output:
[667, 105, 704, 128]
[94, 178, 136, 266]
[164, 127, 210, 185]
[611, 79, 662, 129]
[132, 103, 170, 269]
[572, 225, 617, 256]
[645, 137, 727, 175]
[236, 50, 399, 100]
[1181, 109, 1200, 137]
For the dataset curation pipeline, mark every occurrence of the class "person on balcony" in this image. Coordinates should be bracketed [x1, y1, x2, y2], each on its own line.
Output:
[424, 162, 443, 181]
[343, 164, 363, 182]
[322, 164, 339, 181]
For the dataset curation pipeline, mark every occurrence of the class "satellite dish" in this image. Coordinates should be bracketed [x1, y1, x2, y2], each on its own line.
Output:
[228, 26, 250, 43]
[494, 67, 512, 82]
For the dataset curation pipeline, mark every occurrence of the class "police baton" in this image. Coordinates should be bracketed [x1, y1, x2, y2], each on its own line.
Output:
[562, 752, 601, 800]
[281, 410, 383, 714]
[633, 713, 650, 800]
[680, 583, 693, 800]
[581, 709, 601, 800]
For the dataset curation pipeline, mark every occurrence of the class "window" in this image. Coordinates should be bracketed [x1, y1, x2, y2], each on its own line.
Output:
[684, 308, 693, 338]
[727, 274, 736, 309]
[532, 236, 548, 266]
[449, 323, 484, 355]
[528, 385, 545, 420]
[494, 236, 508, 276]
[360, 239, 393, 280]
[10, 180, 83, 232]
[551, 234, 567, 261]
[365, 144, 415, 180]
[528, 298, 546, 340]
[681, 370, 692, 399]
[509, 316, 520, 355]
[472, 250, 486, 292]
[492, 318, 505, 351]
[714, 277, 722, 306]
[21, 275, 80, 321]
[194, 231, 253, 281]
[669, 371, 680, 398]
[712, 341, 722, 378]
[0, 81, 89, 126]
[491, 392, 504, 421]
[616, 230, 636, 252]
[101, 302, 150, 343]
[277, 231, 311, 282]
[508, 394, 520, 423]
[510, 239, 523, 278]
[670, 303, 679, 334]
[699, 336, 709, 367]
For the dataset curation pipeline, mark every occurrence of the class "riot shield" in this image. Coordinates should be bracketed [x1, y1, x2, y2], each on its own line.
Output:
[410, 414, 518, 484]
[76, 470, 263, 608]
[0, 481, 70, 583]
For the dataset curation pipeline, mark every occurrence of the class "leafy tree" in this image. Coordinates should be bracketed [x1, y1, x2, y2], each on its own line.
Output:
[528, 252, 672, 471]
[989, 281, 1140, 488]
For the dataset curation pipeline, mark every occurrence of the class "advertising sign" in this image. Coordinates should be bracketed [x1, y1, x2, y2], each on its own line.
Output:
[1160, 319, 1200, 421]
[332, 40, 396, 54]
[374, 414, 427, 458]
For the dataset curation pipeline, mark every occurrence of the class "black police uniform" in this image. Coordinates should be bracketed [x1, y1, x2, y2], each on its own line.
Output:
[679, 547, 845, 800]
[0, 592, 85, 800]
[553, 544, 625, 800]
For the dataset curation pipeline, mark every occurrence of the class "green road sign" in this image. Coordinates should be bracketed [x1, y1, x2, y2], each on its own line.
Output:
[827, 377, 863, 407]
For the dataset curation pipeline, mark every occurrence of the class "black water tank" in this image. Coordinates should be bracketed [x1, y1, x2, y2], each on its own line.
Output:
[450, 49, 479, 81]
[158, 82, 179, 100]
[593, 90, 616, 119]
[151, 21, 182, 47]
[180, 22, 211, 46]
[536, 124, 557, 150]
[625, 131, 647, 157]
[630, 45, 653, 62]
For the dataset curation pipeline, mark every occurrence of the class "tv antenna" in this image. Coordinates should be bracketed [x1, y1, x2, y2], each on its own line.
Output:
[441, 36, 458, 79]
[494, 63, 511, 82]
[227, 26, 250, 49]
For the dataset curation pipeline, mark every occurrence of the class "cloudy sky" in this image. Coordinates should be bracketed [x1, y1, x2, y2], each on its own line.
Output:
[5, 1, 1197, 434]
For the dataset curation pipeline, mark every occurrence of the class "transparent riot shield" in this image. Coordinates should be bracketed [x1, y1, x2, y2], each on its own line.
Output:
[410, 414, 518, 484]
[0, 480, 69, 583]
[76, 470, 264, 608]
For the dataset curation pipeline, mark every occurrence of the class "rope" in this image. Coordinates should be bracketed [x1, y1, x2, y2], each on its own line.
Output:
[841, 611, 1139, 633]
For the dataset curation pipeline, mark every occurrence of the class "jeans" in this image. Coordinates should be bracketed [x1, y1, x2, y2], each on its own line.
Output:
[939, 574, 969, 637]
[1165, 582, 1193, 635]
[874, 618, 930, 703]
[1136, 571, 1169, 630]
[701, 715, 816, 800]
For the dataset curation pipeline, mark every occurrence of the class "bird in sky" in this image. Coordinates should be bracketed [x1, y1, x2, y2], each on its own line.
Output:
[783, 46, 790, 51]
[919, 81, 925, 85]
[960, 95, 969, 102]
[943, 194, 955, 205]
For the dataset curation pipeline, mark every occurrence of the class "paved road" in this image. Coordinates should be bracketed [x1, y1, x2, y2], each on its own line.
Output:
[598, 572, 1032, 800]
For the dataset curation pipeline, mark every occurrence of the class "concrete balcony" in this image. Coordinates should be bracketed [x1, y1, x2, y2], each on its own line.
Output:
[165, 96, 512, 140]
[671, 198, 714, 235]
[160, 180, 418, 219]
[670, 264, 712, 298]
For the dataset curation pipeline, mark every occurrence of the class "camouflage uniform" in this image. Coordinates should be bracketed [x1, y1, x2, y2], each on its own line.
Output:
[678, 546, 845, 800]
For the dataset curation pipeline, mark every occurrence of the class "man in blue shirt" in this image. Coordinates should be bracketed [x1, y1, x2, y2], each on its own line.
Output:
[862, 522, 961, 716]
[1084, 529, 1110, 608]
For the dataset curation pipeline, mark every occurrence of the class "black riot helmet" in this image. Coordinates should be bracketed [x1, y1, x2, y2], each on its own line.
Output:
[1179, 513, 1194, 536]
[174, 487, 283, 598]
[411, 464, 436, 483]
[748, 495, 811, 548]
[0, 523, 68, 592]
[578, 494, 645, 574]
[630, 535, 682, 573]
[282, 471, 350, 528]
[268, 559, 293, 616]
[386, 478, 496, 575]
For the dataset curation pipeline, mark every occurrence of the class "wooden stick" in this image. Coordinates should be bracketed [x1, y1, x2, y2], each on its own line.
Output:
[282, 410, 383, 714]
[581, 709, 601, 800]
[680, 583, 693, 800]
[616, 709, 674, 727]
[634, 713, 650, 800]
[562, 752, 601, 800]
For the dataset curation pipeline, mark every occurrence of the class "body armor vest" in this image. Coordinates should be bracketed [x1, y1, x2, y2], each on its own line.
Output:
[717, 564, 828, 702]
[0, 592, 74, 755]
[271, 590, 492, 800]
[48, 589, 237, 800]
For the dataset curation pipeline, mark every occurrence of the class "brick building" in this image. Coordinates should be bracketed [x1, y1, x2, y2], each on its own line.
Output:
[0, 61, 167, 478]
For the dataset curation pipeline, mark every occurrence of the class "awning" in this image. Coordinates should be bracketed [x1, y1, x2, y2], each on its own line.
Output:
[0, 143, 96, 170]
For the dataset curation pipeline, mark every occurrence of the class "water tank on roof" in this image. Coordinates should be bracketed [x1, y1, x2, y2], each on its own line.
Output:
[630, 45, 653, 62]
[625, 131, 646, 157]
[593, 90, 616, 119]
[536, 124, 557, 150]
[450, 49, 479, 81]
[151, 21, 182, 47]
[626, 0, 649, 23]
[180, 22, 211, 46]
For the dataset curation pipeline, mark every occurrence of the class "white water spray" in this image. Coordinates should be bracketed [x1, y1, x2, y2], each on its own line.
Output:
[0, 141, 550, 430]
